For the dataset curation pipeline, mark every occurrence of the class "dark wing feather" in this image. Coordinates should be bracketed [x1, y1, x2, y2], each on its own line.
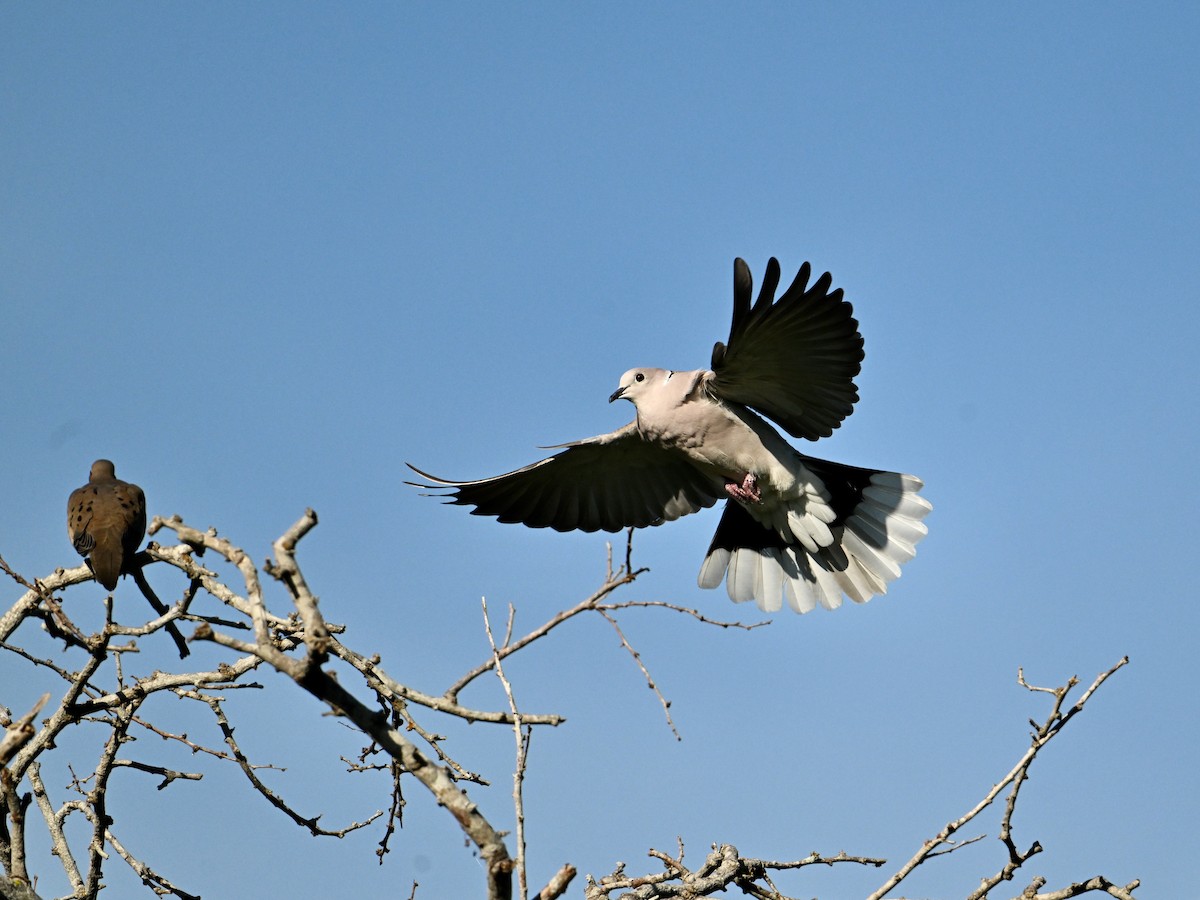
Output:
[407, 423, 724, 533]
[709, 257, 864, 440]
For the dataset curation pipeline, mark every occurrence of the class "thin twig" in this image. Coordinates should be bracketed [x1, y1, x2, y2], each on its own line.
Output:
[184, 690, 381, 838]
[595, 599, 768, 630]
[105, 824, 201, 900]
[483, 597, 531, 900]
[445, 564, 644, 704]
[869, 657, 1132, 900]
[596, 609, 679, 740]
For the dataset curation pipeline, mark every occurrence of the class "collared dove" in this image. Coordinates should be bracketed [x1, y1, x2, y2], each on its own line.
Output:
[67, 459, 147, 592]
[409, 258, 931, 614]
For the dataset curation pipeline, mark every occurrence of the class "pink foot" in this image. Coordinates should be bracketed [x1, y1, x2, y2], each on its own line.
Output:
[724, 472, 761, 503]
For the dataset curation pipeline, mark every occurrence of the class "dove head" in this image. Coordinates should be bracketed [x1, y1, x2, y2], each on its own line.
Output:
[609, 368, 668, 405]
[90, 459, 117, 482]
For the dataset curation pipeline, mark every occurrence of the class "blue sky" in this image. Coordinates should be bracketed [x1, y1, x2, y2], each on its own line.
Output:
[3, 4, 1196, 897]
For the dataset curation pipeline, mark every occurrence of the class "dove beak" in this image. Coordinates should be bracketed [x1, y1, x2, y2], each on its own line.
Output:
[608, 386, 626, 403]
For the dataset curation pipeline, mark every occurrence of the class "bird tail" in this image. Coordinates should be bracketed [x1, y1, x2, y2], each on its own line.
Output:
[84, 519, 135, 592]
[698, 459, 931, 613]
[89, 543, 123, 591]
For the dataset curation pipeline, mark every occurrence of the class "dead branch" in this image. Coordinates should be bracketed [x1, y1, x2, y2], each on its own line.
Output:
[584, 842, 885, 899]
[535, 862, 577, 900]
[444, 560, 646, 704]
[443, 535, 763, 723]
[483, 597, 532, 900]
[871, 657, 1134, 900]
[595, 608, 680, 739]
[181, 512, 518, 900]
[1, 508, 1142, 900]
[1009, 874, 1141, 900]
[3, 511, 545, 898]
[0, 698, 48, 771]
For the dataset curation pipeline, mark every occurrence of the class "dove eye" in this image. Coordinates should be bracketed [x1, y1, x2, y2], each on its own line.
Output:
[635, 373, 645, 382]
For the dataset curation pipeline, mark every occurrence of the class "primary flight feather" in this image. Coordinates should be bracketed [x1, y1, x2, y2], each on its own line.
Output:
[409, 258, 931, 614]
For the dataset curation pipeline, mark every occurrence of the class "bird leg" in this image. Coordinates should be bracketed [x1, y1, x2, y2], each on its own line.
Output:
[724, 472, 762, 504]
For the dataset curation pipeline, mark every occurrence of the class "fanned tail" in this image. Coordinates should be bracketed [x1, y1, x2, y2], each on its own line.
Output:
[698, 460, 931, 613]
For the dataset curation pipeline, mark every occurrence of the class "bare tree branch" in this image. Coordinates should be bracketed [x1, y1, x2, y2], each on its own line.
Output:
[104, 824, 200, 900]
[871, 657, 1133, 900]
[0, 698, 47, 770]
[484, 596, 532, 900]
[1, 509, 1141, 900]
[595, 608, 679, 740]
[534, 862, 577, 900]
[129, 567, 190, 659]
[185, 511, 517, 900]
[445, 560, 645, 704]
[1009, 874, 1141, 900]
[584, 842, 885, 899]
[27, 762, 82, 894]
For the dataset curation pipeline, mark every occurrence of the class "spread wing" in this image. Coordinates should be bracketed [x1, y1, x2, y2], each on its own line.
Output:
[708, 257, 864, 440]
[408, 423, 724, 533]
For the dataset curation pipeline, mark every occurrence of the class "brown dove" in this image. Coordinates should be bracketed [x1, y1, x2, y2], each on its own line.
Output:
[409, 258, 931, 615]
[67, 459, 147, 591]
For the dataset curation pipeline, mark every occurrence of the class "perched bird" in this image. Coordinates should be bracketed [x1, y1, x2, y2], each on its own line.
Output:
[409, 258, 931, 614]
[67, 459, 147, 591]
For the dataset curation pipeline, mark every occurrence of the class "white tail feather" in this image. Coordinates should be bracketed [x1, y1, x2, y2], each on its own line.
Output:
[696, 469, 931, 613]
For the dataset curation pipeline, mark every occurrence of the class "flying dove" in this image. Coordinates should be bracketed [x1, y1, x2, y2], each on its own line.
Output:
[409, 258, 931, 614]
[67, 459, 147, 591]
